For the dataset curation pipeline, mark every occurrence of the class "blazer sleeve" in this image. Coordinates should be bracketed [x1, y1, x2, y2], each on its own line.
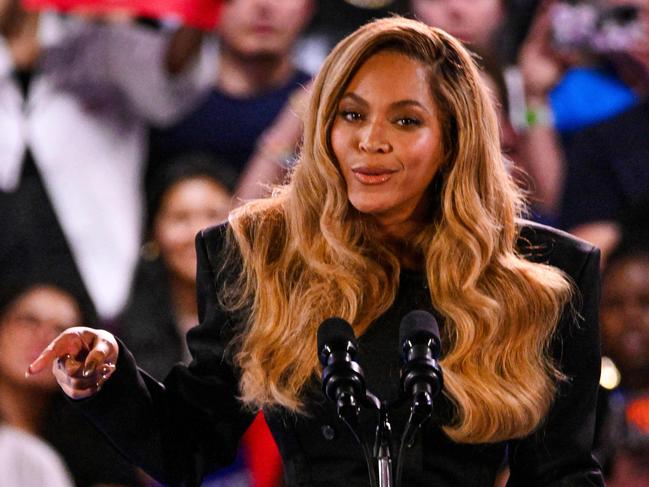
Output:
[507, 245, 605, 486]
[74, 225, 255, 486]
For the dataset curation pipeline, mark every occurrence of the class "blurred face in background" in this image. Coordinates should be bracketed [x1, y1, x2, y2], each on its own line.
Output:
[153, 177, 231, 285]
[600, 255, 649, 384]
[0, 0, 19, 34]
[0, 286, 80, 390]
[218, 0, 314, 59]
[0, 0, 9, 21]
[410, 0, 504, 51]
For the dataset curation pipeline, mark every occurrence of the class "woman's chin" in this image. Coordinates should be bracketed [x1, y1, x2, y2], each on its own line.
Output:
[348, 198, 389, 218]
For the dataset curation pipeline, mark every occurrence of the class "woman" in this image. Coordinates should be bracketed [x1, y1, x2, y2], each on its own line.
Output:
[0, 283, 76, 487]
[119, 158, 283, 486]
[0, 282, 139, 486]
[595, 243, 649, 483]
[119, 158, 234, 381]
[28, 17, 604, 486]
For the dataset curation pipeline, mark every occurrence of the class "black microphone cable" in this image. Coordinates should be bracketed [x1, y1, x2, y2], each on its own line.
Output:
[317, 317, 378, 487]
[395, 310, 444, 487]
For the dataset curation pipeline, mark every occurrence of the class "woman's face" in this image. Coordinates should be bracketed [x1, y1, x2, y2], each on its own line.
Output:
[153, 177, 231, 284]
[410, 0, 504, 51]
[601, 256, 649, 379]
[218, 0, 313, 59]
[0, 287, 80, 390]
[330, 50, 445, 230]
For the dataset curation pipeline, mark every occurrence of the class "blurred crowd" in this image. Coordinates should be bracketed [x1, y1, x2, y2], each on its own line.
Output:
[0, 0, 648, 486]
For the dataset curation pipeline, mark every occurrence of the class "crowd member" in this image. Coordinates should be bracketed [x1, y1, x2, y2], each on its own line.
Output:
[0, 0, 213, 321]
[29, 17, 603, 486]
[148, 0, 315, 201]
[118, 158, 283, 487]
[409, 0, 506, 55]
[513, 0, 573, 222]
[561, 98, 649, 263]
[118, 157, 234, 382]
[558, 2, 649, 262]
[0, 282, 141, 486]
[596, 244, 649, 483]
[0, 283, 75, 487]
[517, 0, 649, 231]
[521, 0, 640, 134]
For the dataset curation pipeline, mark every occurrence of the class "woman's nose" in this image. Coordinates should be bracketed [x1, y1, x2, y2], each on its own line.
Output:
[358, 121, 391, 153]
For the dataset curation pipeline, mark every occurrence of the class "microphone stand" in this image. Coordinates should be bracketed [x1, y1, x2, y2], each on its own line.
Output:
[374, 400, 393, 487]
[336, 378, 436, 487]
[394, 387, 433, 487]
[334, 388, 379, 487]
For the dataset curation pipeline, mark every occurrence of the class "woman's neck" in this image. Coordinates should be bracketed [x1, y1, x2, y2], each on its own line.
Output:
[216, 46, 295, 98]
[0, 381, 50, 435]
[376, 223, 426, 270]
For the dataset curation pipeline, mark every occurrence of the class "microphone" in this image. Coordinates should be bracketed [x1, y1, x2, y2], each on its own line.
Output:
[399, 310, 443, 400]
[317, 318, 381, 487]
[317, 317, 367, 424]
[398, 310, 444, 456]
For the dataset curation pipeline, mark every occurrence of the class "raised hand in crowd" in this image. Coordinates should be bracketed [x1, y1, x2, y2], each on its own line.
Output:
[516, 0, 568, 220]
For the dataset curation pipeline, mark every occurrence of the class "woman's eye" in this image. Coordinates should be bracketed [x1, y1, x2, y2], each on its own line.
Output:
[340, 110, 362, 122]
[395, 117, 421, 127]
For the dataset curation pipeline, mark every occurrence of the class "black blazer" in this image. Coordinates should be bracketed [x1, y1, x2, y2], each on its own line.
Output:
[76, 220, 604, 487]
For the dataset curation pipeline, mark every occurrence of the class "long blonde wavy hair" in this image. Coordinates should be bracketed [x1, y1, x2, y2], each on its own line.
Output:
[219, 17, 573, 444]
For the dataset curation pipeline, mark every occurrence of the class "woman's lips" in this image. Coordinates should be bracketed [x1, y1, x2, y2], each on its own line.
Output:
[351, 167, 397, 185]
[251, 24, 275, 34]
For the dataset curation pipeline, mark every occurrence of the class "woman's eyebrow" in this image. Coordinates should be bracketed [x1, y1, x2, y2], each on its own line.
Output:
[391, 99, 430, 114]
[340, 93, 430, 114]
[339, 92, 367, 106]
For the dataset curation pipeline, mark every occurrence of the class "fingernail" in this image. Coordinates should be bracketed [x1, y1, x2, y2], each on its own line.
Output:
[25, 365, 34, 378]
[83, 360, 97, 377]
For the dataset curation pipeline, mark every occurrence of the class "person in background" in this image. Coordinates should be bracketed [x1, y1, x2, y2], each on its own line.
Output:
[409, 0, 506, 55]
[0, 0, 212, 322]
[0, 283, 75, 487]
[118, 158, 283, 487]
[596, 243, 649, 484]
[559, 4, 649, 262]
[518, 0, 649, 241]
[118, 157, 235, 381]
[148, 0, 315, 203]
[0, 281, 141, 486]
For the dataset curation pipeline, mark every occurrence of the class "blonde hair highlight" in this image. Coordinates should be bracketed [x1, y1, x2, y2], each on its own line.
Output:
[219, 17, 573, 443]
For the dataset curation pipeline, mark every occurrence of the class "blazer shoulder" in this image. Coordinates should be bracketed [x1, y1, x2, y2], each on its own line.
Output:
[198, 221, 230, 247]
[516, 219, 600, 278]
[195, 221, 232, 274]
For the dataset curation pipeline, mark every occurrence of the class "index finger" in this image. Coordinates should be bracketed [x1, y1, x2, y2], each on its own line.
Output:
[27, 330, 86, 377]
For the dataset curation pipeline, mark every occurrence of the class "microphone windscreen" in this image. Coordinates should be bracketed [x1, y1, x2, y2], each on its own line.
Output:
[317, 317, 355, 354]
[399, 310, 440, 346]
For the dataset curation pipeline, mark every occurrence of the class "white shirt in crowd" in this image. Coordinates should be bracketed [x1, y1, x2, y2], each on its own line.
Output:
[0, 14, 216, 318]
[0, 424, 75, 487]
